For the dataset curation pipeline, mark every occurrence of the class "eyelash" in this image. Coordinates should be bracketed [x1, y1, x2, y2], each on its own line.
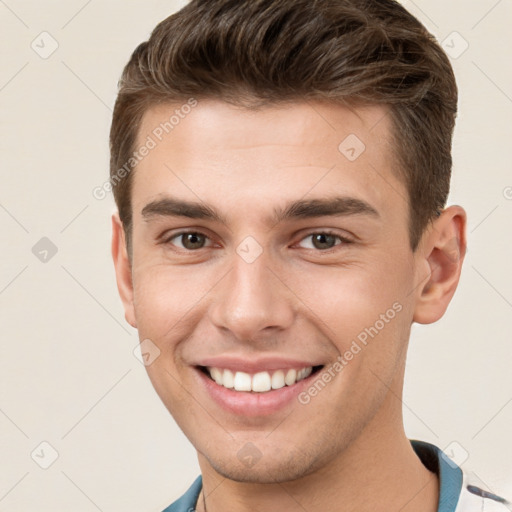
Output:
[162, 230, 353, 252]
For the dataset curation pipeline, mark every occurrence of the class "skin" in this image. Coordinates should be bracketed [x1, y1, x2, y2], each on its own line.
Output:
[112, 99, 466, 512]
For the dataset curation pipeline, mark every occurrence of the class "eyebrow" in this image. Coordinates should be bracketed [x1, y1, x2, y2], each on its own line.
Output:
[141, 196, 379, 225]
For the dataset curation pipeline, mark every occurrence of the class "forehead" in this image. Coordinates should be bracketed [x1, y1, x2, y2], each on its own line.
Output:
[131, 99, 405, 224]
[136, 99, 393, 160]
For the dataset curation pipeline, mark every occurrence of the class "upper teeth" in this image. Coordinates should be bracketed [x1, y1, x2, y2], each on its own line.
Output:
[207, 367, 313, 392]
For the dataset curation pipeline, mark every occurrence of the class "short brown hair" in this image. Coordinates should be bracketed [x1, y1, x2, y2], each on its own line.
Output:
[109, 0, 457, 253]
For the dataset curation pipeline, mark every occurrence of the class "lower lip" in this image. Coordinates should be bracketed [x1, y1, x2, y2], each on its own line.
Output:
[194, 368, 320, 417]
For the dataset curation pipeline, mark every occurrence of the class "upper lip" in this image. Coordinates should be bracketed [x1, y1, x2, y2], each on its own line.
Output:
[194, 355, 324, 374]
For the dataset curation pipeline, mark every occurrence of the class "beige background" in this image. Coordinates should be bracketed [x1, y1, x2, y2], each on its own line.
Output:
[0, 0, 511, 510]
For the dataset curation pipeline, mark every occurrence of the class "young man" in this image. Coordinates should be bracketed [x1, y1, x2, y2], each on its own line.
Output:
[110, 1, 509, 511]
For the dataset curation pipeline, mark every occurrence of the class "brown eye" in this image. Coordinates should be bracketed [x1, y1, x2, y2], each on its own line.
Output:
[298, 232, 347, 250]
[312, 233, 338, 250]
[167, 232, 211, 250]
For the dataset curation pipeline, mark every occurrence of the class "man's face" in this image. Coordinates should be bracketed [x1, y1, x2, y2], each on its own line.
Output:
[118, 99, 428, 482]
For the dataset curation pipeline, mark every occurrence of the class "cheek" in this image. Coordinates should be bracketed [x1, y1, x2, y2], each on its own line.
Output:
[131, 262, 214, 350]
[131, 266, 208, 419]
[288, 258, 412, 340]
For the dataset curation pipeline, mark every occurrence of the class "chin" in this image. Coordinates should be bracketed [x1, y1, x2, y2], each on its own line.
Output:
[211, 462, 311, 484]
[203, 446, 326, 484]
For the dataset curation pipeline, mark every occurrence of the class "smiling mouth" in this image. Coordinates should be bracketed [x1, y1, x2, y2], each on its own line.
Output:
[198, 365, 324, 393]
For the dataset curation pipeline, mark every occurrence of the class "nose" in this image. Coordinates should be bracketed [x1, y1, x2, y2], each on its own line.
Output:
[208, 249, 295, 343]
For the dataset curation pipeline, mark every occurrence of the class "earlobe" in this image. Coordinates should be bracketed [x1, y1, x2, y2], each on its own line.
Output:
[111, 212, 137, 328]
[413, 206, 467, 324]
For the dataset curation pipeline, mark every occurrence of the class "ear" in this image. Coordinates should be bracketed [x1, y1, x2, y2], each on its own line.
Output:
[111, 211, 137, 328]
[413, 205, 467, 324]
